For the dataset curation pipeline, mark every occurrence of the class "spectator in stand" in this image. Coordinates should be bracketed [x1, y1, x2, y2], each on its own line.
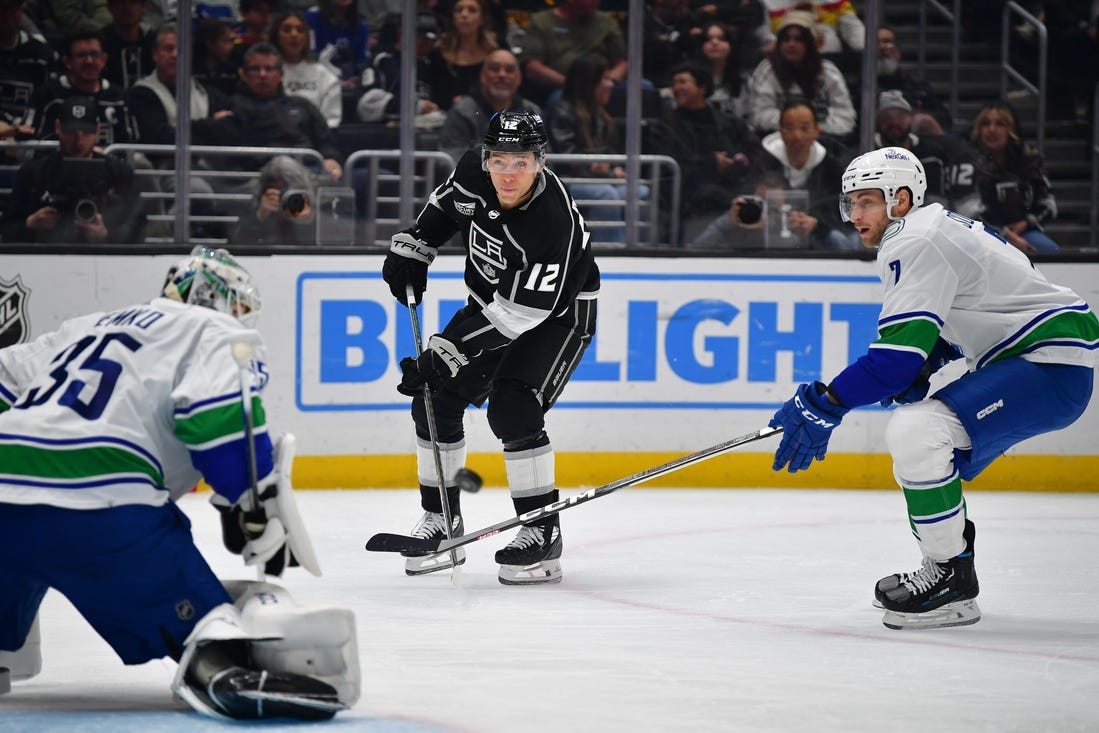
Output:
[874, 25, 952, 133]
[0, 95, 145, 243]
[642, 0, 697, 90]
[0, 0, 57, 132]
[969, 101, 1060, 254]
[24, 0, 111, 40]
[99, 0, 155, 89]
[546, 53, 648, 244]
[127, 22, 234, 237]
[688, 169, 781, 249]
[219, 43, 343, 179]
[693, 20, 747, 119]
[437, 47, 538, 162]
[193, 17, 241, 97]
[129, 23, 234, 146]
[232, 153, 319, 245]
[664, 61, 760, 243]
[691, 97, 852, 251]
[760, 0, 863, 54]
[231, 0, 276, 67]
[356, 12, 442, 125]
[424, 0, 498, 111]
[746, 9, 854, 137]
[271, 8, 341, 127]
[518, 0, 627, 108]
[29, 29, 136, 147]
[306, 0, 371, 89]
[874, 89, 979, 217]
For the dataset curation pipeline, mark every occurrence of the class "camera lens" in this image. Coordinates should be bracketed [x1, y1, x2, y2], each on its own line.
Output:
[74, 199, 98, 223]
[738, 198, 763, 225]
[283, 192, 306, 215]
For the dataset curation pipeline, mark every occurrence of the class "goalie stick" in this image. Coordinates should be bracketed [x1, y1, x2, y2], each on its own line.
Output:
[366, 425, 783, 556]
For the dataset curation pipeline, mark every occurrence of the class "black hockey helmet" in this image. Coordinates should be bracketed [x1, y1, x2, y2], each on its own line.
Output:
[482, 110, 547, 169]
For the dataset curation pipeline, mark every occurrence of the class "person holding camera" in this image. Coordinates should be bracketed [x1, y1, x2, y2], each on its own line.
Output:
[0, 95, 145, 244]
[231, 154, 319, 245]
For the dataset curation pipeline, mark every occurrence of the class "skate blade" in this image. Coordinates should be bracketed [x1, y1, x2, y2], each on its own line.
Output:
[405, 549, 466, 576]
[882, 599, 981, 630]
[498, 559, 563, 586]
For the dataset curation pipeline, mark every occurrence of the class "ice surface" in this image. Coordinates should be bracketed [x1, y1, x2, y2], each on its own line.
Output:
[4, 488, 1099, 733]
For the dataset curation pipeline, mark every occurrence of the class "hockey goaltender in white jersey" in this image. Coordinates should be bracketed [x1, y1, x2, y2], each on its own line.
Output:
[768, 147, 1099, 631]
[0, 247, 360, 719]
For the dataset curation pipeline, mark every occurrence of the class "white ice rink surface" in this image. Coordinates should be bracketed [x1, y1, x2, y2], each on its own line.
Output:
[4, 487, 1099, 733]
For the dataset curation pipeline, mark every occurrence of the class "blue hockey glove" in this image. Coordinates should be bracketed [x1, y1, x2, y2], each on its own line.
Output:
[769, 381, 850, 473]
[383, 231, 437, 306]
[880, 338, 963, 407]
[397, 335, 470, 396]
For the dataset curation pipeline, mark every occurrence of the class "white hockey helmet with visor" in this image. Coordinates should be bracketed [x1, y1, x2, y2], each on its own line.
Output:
[839, 146, 926, 222]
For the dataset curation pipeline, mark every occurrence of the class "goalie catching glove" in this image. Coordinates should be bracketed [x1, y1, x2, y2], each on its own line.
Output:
[211, 433, 321, 577]
[397, 334, 470, 396]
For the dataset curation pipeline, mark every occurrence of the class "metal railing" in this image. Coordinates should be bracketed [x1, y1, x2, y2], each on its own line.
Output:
[1092, 85, 1098, 248]
[1001, 1, 1047, 155]
[344, 149, 456, 247]
[344, 150, 682, 248]
[548, 153, 681, 248]
[0, 140, 60, 198]
[103, 143, 326, 244]
[917, 0, 960, 128]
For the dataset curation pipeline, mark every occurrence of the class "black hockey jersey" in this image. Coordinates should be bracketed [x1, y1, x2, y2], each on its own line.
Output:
[411, 149, 600, 357]
[29, 77, 136, 147]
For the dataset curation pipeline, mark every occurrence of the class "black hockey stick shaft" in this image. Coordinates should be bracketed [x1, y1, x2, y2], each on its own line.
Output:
[366, 425, 783, 555]
[405, 285, 462, 572]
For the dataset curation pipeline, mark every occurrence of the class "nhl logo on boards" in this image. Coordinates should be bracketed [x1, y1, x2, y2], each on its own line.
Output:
[0, 276, 30, 348]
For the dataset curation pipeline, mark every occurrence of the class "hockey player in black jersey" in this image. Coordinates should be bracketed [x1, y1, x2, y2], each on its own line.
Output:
[382, 109, 599, 585]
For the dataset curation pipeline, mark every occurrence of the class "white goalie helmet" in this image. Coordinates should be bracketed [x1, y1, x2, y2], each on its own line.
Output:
[162, 246, 261, 327]
[839, 146, 926, 222]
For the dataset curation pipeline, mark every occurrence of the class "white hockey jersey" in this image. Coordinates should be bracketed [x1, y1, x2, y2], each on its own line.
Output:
[831, 203, 1099, 408]
[0, 298, 271, 509]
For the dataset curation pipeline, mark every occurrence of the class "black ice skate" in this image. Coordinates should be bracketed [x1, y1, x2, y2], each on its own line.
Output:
[879, 527, 980, 630]
[874, 519, 976, 609]
[495, 523, 563, 585]
[402, 511, 465, 576]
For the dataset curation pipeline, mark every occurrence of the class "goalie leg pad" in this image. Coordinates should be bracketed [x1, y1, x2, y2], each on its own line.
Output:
[232, 581, 361, 707]
[172, 593, 356, 720]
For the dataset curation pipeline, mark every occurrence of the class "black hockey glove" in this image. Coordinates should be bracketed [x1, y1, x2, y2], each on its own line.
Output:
[880, 337, 963, 407]
[383, 231, 437, 306]
[213, 485, 294, 577]
[397, 334, 470, 396]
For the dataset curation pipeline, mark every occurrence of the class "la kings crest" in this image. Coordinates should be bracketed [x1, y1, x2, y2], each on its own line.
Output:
[0, 276, 30, 348]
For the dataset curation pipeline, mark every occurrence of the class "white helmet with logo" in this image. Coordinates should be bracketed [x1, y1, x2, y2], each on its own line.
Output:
[839, 146, 926, 222]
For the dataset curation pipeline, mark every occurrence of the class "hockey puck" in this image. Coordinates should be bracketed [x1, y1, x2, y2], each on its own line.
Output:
[454, 467, 483, 493]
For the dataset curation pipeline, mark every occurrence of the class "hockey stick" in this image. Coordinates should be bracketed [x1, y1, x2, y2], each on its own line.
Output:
[405, 284, 463, 581]
[232, 340, 261, 507]
[366, 425, 783, 556]
[231, 340, 265, 581]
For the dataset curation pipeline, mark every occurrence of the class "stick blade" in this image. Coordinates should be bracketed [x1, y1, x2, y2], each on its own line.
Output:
[365, 533, 441, 554]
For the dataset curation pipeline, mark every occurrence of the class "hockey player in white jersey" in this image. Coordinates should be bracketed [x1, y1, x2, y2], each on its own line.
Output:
[0, 247, 360, 717]
[768, 147, 1099, 630]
